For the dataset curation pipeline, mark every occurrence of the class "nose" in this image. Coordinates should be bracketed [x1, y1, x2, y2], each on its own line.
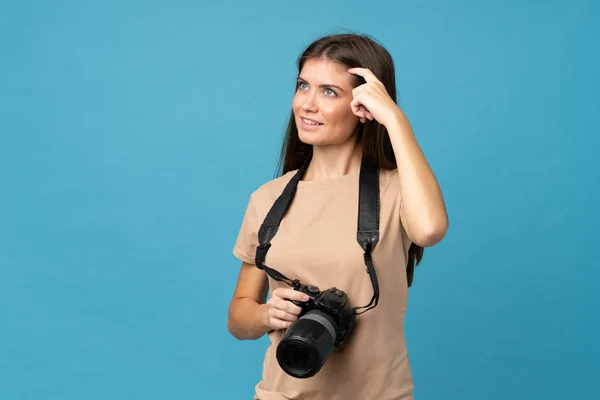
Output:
[300, 91, 318, 113]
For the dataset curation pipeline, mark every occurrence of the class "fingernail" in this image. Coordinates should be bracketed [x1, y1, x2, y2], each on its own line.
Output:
[303, 295, 310, 301]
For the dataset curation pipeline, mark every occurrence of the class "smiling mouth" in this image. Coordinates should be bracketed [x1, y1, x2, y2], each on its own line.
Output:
[301, 117, 323, 126]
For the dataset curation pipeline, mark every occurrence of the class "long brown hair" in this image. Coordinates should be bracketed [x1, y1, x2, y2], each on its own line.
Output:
[274, 33, 424, 287]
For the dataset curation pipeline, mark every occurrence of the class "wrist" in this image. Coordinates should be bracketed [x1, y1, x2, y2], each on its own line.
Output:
[385, 108, 409, 131]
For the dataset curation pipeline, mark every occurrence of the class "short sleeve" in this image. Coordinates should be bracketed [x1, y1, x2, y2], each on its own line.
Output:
[384, 168, 412, 258]
[232, 192, 260, 265]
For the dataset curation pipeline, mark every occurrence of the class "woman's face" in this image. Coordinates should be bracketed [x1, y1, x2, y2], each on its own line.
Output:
[292, 58, 360, 147]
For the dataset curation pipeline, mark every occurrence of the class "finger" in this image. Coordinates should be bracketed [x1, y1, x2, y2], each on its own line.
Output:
[351, 105, 367, 122]
[358, 105, 371, 122]
[272, 320, 293, 330]
[348, 67, 380, 83]
[350, 98, 362, 114]
[358, 105, 367, 123]
[272, 288, 308, 302]
[274, 309, 299, 322]
[272, 296, 303, 315]
[284, 301, 303, 315]
[266, 313, 287, 330]
[352, 85, 366, 97]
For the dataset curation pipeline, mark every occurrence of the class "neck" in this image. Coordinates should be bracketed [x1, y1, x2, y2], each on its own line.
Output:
[304, 139, 362, 181]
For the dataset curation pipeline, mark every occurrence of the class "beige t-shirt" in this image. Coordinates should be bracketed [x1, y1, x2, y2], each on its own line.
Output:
[233, 167, 415, 400]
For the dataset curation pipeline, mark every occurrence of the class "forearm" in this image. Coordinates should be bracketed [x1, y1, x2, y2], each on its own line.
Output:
[387, 112, 449, 246]
[228, 298, 271, 340]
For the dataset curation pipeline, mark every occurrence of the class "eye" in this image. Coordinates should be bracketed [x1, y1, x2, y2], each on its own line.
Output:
[324, 88, 337, 97]
[297, 81, 308, 91]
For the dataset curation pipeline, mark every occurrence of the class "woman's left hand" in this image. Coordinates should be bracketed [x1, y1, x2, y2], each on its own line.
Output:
[348, 67, 403, 127]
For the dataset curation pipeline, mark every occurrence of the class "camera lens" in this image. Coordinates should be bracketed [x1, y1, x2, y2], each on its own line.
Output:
[276, 310, 338, 379]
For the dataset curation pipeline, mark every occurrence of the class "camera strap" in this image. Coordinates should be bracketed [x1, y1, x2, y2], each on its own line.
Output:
[255, 152, 381, 315]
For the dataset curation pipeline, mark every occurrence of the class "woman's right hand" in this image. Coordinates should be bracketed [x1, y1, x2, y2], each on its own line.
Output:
[263, 288, 310, 330]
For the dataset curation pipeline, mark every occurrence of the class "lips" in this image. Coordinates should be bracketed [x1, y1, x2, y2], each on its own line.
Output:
[300, 117, 323, 126]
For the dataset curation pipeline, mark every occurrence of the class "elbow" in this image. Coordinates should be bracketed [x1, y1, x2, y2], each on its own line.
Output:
[227, 317, 251, 341]
[226, 318, 237, 339]
[227, 303, 243, 340]
[227, 319, 261, 341]
[227, 320, 244, 340]
[227, 299, 264, 341]
[410, 217, 449, 247]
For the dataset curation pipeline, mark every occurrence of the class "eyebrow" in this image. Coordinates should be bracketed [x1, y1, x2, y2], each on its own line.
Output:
[297, 76, 346, 92]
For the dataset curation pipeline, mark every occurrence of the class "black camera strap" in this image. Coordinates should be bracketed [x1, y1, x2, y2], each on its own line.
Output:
[354, 154, 381, 315]
[255, 152, 381, 315]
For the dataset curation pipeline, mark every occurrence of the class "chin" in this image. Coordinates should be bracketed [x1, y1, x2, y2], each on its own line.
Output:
[298, 130, 331, 146]
[298, 129, 357, 148]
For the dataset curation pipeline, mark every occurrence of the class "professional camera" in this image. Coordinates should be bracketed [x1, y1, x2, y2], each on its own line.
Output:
[275, 283, 356, 379]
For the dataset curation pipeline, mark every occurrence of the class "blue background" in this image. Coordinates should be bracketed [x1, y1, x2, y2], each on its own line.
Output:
[1, 0, 598, 399]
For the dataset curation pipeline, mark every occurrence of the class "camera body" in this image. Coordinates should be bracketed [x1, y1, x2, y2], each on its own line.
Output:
[290, 283, 356, 347]
[276, 282, 356, 378]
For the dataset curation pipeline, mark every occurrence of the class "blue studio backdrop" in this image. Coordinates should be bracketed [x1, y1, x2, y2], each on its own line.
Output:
[1, 1, 598, 399]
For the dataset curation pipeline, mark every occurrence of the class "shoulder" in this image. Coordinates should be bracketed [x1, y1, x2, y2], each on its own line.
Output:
[247, 170, 297, 213]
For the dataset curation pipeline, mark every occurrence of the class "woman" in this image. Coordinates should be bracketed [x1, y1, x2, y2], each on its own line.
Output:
[227, 33, 448, 400]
